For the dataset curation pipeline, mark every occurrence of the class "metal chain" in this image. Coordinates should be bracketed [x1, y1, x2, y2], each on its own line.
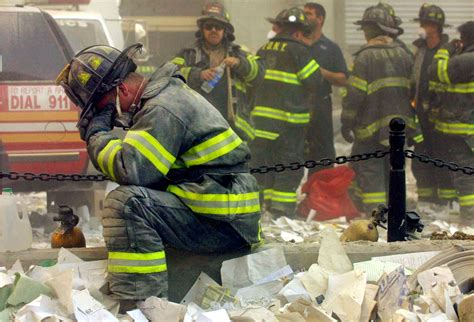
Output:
[0, 150, 391, 182]
[405, 149, 474, 176]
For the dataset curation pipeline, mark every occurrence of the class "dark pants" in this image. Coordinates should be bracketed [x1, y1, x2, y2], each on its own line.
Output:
[437, 135, 474, 216]
[351, 139, 389, 213]
[102, 185, 249, 300]
[250, 126, 305, 215]
[412, 105, 454, 203]
[306, 96, 336, 173]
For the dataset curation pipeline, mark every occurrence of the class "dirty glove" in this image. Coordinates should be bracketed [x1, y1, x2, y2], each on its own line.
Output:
[79, 103, 116, 143]
[444, 39, 463, 56]
[341, 125, 354, 143]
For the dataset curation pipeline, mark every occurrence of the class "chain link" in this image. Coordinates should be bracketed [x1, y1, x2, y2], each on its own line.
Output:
[3, 149, 472, 181]
[405, 150, 474, 176]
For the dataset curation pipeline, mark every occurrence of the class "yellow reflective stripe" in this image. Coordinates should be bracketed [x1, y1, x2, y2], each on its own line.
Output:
[434, 49, 449, 60]
[167, 185, 261, 215]
[124, 131, 176, 176]
[171, 57, 185, 66]
[255, 129, 279, 140]
[355, 115, 417, 140]
[361, 192, 386, 204]
[434, 121, 474, 135]
[413, 134, 424, 144]
[244, 55, 259, 82]
[296, 59, 320, 80]
[181, 67, 191, 80]
[445, 82, 474, 93]
[263, 189, 273, 200]
[251, 106, 310, 124]
[181, 128, 242, 166]
[264, 69, 301, 85]
[235, 80, 247, 93]
[235, 116, 255, 140]
[108, 251, 167, 274]
[418, 188, 435, 197]
[459, 194, 474, 206]
[438, 189, 457, 200]
[348, 76, 368, 92]
[437, 59, 451, 84]
[429, 81, 446, 92]
[97, 139, 122, 181]
[367, 77, 410, 95]
[271, 190, 297, 203]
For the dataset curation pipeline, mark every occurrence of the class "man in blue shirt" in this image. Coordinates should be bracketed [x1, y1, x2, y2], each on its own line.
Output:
[303, 2, 348, 170]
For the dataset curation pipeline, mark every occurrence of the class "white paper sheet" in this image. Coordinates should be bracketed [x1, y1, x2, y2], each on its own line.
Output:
[181, 272, 220, 305]
[127, 309, 148, 322]
[14, 295, 71, 322]
[221, 248, 287, 293]
[317, 228, 352, 274]
[372, 251, 440, 270]
[299, 264, 329, 299]
[196, 309, 231, 322]
[278, 278, 311, 303]
[254, 265, 293, 285]
[138, 296, 187, 322]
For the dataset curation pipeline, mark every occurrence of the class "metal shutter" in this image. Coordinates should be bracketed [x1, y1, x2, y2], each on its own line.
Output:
[345, 0, 474, 52]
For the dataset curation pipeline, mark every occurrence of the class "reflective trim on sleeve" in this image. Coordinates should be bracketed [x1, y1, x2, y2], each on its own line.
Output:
[367, 77, 410, 95]
[97, 139, 123, 181]
[108, 251, 167, 274]
[355, 115, 417, 140]
[244, 55, 259, 82]
[459, 194, 474, 206]
[437, 59, 451, 84]
[255, 129, 280, 140]
[181, 128, 242, 166]
[434, 121, 474, 135]
[296, 59, 320, 80]
[445, 82, 474, 94]
[263, 189, 273, 200]
[235, 115, 255, 140]
[264, 69, 301, 85]
[361, 192, 386, 205]
[348, 76, 368, 92]
[167, 185, 261, 215]
[429, 81, 446, 93]
[124, 131, 176, 176]
[180, 67, 191, 80]
[434, 49, 449, 60]
[413, 134, 424, 144]
[171, 57, 185, 66]
[269, 190, 297, 203]
[251, 106, 310, 124]
[235, 80, 247, 93]
[417, 188, 435, 198]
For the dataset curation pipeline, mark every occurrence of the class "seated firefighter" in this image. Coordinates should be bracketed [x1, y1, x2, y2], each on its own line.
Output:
[56, 43, 262, 309]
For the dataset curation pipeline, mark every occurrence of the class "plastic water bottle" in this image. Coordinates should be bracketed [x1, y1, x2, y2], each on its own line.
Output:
[201, 63, 225, 93]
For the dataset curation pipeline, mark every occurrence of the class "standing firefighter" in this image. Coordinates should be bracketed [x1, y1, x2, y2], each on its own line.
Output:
[341, 5, 421, 213]
[411, 4, 454, 210]
[56, 44, 262, 310]
[171, 2, 264, 141]
[251, 7, 323, 218]
[429, 21, 474, 217]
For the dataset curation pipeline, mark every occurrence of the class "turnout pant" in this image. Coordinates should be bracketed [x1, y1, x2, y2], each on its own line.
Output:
[412, 107, 454, 203]
[306, 96, 336, 173]
[250, 126, 305, 215]
[437, 135, 474, 216]
[351, 139, 389, 213]
[102, 185, 249, 300]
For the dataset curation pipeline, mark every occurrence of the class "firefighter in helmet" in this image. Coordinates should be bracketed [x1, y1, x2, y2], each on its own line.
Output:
[342, 5, 421, 213]
[56, 43, 262, 311]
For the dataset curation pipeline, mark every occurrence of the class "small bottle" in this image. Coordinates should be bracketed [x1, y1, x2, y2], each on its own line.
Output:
[201, 63, 225, 93]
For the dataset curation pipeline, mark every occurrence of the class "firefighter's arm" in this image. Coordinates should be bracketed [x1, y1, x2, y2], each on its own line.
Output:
[341, 54, 368, 128]
[231, 50, 265, 87]
[294, 46, 324, 89]
[170, 50, 203, 88]
[320, 68, 347, 86]
[87, 106, 186, 187]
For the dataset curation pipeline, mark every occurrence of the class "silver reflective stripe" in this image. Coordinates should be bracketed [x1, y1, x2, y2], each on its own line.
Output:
[108, 258, 166, 267]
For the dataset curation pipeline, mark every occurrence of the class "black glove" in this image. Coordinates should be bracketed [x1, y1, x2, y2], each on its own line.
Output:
[444, 39, 463, 56]
[341, 125, 354, 143]
[79, 103, 116, 143]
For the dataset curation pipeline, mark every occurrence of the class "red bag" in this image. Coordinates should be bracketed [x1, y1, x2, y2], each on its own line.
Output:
[298, 166, 359, 221]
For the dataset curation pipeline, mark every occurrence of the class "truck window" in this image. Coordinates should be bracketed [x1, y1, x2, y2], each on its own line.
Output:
[56, 19, 109, 53]
[0, 11, 69, 81]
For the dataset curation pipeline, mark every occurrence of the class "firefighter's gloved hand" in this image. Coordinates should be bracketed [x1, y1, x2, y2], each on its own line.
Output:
[341, 125, 354, 143]
[82, 103, 116, 143]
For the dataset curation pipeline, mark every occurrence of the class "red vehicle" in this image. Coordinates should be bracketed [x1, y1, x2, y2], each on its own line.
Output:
[0, 5, 89, 195]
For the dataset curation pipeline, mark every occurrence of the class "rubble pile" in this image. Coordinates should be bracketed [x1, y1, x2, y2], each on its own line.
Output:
[1, 227, 474, 321]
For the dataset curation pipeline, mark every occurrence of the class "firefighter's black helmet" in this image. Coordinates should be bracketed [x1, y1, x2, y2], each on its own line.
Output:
[414, 3, 451, 28]
[354, 4, 399, 35]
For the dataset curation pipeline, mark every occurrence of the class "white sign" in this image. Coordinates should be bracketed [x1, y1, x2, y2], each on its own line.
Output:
[7, 85, 73, 111]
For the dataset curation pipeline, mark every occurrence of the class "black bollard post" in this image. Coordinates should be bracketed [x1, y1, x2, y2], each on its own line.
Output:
[388, 118, 407, 242]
